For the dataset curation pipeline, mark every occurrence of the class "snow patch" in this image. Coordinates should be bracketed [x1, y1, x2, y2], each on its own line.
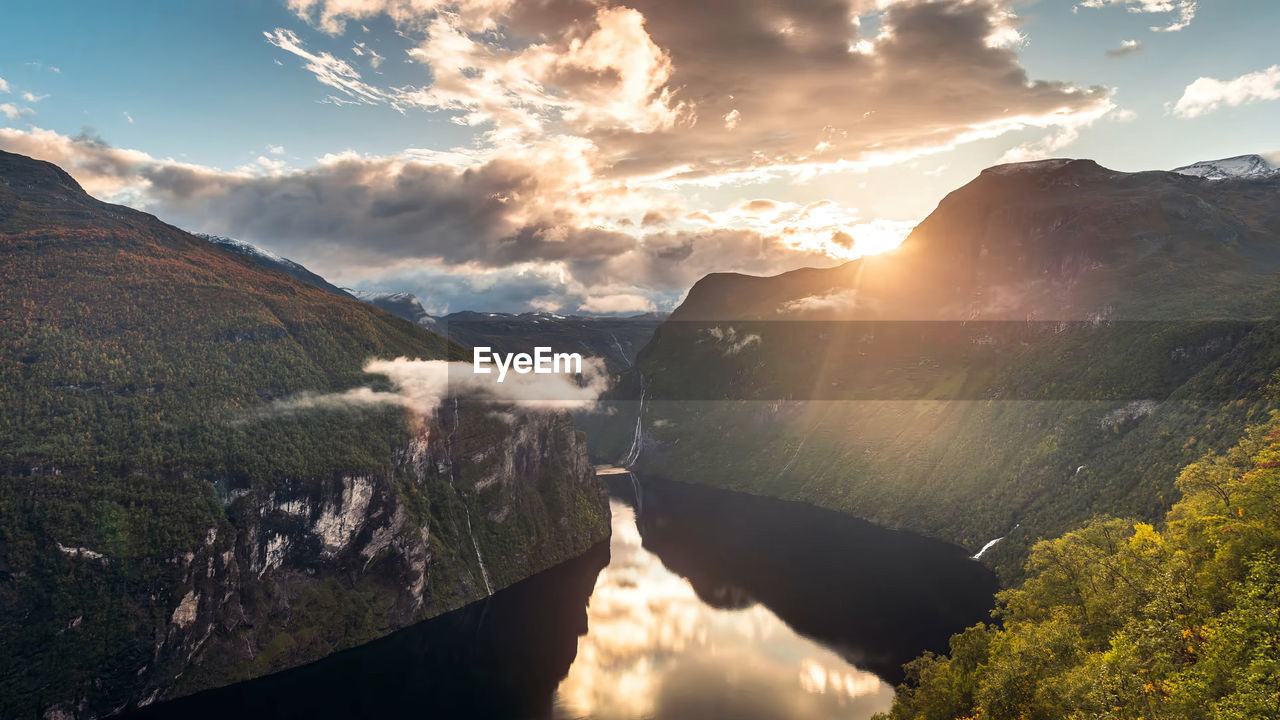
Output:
[1172, 154, 1279, 181]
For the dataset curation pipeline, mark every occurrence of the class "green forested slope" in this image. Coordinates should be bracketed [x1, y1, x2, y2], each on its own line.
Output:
[878, 414, 1280, 720]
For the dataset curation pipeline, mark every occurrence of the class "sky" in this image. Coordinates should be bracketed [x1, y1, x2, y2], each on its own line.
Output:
[1, 0, 1278, 314]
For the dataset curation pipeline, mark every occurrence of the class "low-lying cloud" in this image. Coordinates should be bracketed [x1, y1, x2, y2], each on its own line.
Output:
[257, 356, 612, 420]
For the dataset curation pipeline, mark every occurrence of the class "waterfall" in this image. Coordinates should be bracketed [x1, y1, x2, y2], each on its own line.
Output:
[972, 523, 1020, 560]
[445, 398, 494, 596]
[971, 536, 1004, 560]
[621, 374, 646, 467]
[609, 332, 631, 369]
[629, 470, 643, 516]
[463, 506, 494, 596]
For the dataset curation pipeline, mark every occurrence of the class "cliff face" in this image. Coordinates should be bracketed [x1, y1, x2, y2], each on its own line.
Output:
[127, 405, 607, 714]
[0, 150, 609, 719]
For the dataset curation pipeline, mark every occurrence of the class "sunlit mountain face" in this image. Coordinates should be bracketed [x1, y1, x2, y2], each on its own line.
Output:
[4, 0, 1276, 314]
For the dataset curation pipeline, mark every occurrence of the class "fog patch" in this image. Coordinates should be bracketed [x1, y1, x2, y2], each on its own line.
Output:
[254, 357, 612, 420]
[701, 326, 761, 355]
[778, 288, 862, 316]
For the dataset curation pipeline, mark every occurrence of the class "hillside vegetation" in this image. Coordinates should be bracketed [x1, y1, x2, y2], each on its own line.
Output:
[878, 414, 1280, 720]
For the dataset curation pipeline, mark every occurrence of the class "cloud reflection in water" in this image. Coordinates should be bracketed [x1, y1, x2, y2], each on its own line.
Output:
[554, 500, 893, 720]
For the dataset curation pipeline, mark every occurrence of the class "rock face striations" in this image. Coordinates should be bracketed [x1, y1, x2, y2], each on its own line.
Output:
[586, 157, 1280, 579]
[0, 150, 609, 719]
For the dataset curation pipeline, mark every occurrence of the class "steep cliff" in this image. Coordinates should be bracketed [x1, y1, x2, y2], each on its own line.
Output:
[0, 150, 609, 718]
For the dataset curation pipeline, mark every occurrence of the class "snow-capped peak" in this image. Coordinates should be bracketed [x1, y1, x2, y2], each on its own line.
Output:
[1172, 154, 1279, 181]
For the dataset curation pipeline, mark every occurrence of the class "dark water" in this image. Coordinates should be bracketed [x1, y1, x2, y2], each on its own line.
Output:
[127, 475, 997, 720]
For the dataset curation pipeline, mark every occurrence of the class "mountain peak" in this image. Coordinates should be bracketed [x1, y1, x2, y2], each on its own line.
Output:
[0, 150, 87, 199]
[1171, 154, 1279, 180]
[981, 158, 1105, 178]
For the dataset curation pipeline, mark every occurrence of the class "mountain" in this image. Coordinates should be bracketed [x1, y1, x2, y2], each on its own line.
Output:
[1172, 153, 1279, 181]
[195, 234, 664, 375]
[586, 157, 1280, 579]
[0, 150, 609, 718]
[195, 234, 355, 298]
[348, 293, 667, 375]
[346, 289, 439, 331]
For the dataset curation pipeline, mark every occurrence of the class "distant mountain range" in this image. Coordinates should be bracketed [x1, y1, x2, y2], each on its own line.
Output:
[194, 240, 667, 374]
[585, 154, 1280, 580]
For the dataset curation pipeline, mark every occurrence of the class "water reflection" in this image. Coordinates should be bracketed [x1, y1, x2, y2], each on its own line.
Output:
[554, 500, 895, 719]
[616, 476, 1000, 684]
[126, 476, 996, 720]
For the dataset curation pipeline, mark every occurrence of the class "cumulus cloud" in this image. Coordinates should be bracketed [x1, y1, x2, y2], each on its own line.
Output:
[1077, 0, 1198, 32]
[1105, 39, 1142, 58]
[579, 293, 656, 314]
[278, 0, 1112, 184]
[0, 77, 8, 94]
[259, 356, 612, 418]
[1171, 65, 1280, 118]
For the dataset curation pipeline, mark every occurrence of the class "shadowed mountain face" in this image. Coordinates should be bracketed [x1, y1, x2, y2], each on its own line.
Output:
[608, 475, 998, 685]
[673, 159, 1280, 323]
[0, 150, 609, 719]
[122, 540, 610, 720]
[197, 234, 356, 299]
[585, 159, 1280, 580]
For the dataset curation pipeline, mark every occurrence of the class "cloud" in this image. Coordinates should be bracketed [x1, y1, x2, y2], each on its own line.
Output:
[123, 111, 134, 124]
[265, 28, 390, 106]
[259, 356, 612, 418]
[1077, 0, 1197, 32]
[0, 77, 9, 93]
[778, 288, 863, 315]
[1171, 65, 1280, 118]
[276, 0, 1111, 187]
[999, 97, 1119, 162]
[579, 293, 656, 314]
[0, 104, 26, 120]
[1105, 39, 1142, 58]
[701, 326, 761, 355]
[352, 41, 385, 68]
